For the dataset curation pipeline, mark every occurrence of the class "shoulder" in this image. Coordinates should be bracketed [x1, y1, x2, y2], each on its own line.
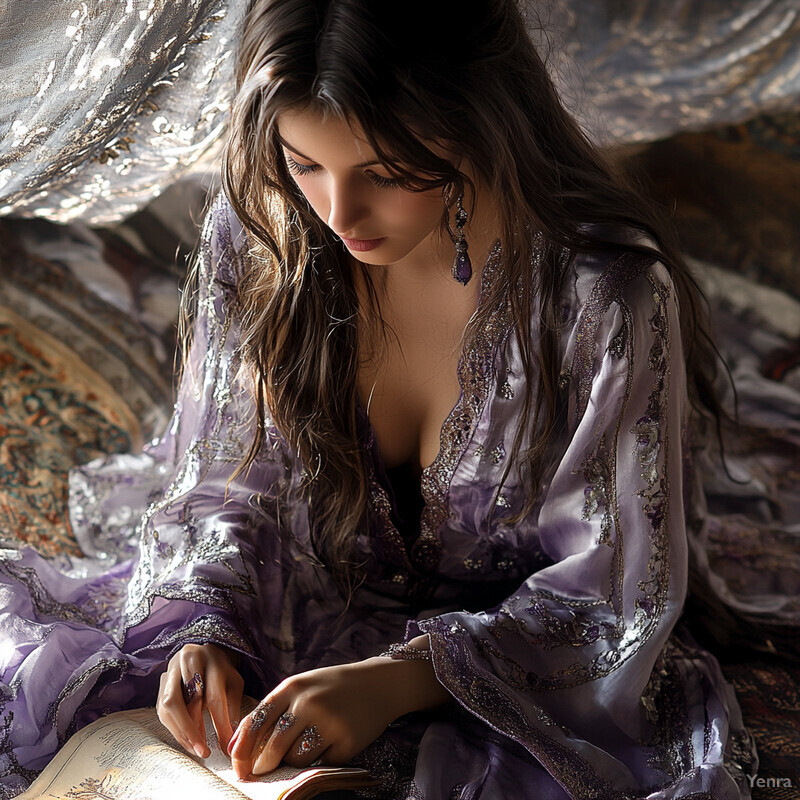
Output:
[557, 233, 679, 414]
[565, 227, 671, 313]
[559, 228, 676, 347]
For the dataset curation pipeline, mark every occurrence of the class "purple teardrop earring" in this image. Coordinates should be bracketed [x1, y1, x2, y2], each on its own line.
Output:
[451, 194, 472, 286]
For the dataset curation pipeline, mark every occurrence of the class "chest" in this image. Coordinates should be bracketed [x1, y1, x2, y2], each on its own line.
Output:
[357, 324, 464, 475]
[356, 281, 481, 475]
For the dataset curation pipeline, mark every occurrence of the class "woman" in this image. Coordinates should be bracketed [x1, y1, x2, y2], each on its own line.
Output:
[0, 1, 757, 798]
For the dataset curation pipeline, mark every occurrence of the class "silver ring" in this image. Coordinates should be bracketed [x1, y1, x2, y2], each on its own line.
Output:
[296, 725, 322, 756]
[276, 712, 297, 734]
[250, 700, 274, 730]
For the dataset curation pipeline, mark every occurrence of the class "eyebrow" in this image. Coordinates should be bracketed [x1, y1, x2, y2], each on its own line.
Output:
[277, 133, 381, 169]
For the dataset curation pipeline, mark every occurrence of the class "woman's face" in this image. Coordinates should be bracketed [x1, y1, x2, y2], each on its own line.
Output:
[276, 108, 447, 266]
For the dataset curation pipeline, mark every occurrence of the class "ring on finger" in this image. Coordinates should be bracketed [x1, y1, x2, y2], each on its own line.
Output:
[296, 725, 322, 756]
[250, 700, 274, 730]
[276, 712, 297, 734]
[181, 672, 204, 705]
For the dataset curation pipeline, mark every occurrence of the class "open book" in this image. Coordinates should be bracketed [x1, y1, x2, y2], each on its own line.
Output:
[18, 703, 377, 800]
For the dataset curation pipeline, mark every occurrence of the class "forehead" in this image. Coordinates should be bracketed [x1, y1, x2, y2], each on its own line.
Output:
[276, 107, 457, 170]
[276, 108, 378, 162]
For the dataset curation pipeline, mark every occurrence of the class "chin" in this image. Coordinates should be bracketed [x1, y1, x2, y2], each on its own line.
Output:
[347, 243, 403, 266]
[346, 235, 432, 267]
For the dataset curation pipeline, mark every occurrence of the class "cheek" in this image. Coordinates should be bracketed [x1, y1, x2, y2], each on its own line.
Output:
[294, 180, 329, 218]
[392, 191, 444, 233]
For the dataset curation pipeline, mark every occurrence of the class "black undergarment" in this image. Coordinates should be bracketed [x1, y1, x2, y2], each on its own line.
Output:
[383, 461, 425, 550]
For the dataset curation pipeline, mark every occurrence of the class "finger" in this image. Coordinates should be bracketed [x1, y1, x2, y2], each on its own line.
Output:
[227, 725, 241, 757]
[157, 668, 207, 758]
[314, 746, 336, 767]
[280, 724, 325, 769]
[227, 712, 247, 756]
[186, 682, 206, 752]
[205, 668, 236, 755]
[224, 671, 245, 754]
[179, 657, 209, 758]
[313, 740, 349, 767]
[251, 711, 306, 775]
[226, 680, 253, 756]
[230, 698, 279, 778]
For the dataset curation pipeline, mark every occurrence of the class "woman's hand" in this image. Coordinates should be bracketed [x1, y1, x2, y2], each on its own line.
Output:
[157, 643, 244, 759]
[229, 650, 450, 779]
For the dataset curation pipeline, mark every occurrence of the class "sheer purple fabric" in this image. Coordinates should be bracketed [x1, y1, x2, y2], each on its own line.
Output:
[0, 195, 759, 798]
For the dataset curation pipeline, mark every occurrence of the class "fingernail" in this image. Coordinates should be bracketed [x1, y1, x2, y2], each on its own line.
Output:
[251, 756, 266, 776]
[194, 743, 207, 759]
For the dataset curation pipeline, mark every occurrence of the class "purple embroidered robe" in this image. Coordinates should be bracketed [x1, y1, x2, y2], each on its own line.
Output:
[0, 194, 755, 799]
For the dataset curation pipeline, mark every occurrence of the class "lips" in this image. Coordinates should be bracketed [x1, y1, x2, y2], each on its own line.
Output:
[341, 237, 385, 252]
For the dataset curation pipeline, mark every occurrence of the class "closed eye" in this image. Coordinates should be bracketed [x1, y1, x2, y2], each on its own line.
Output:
[284, 153, 401, 189]
[284, 153, 318, 177]
[366, 171, 402, 189]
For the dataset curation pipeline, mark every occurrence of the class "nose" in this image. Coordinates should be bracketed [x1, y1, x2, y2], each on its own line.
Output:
[326, 176, 368, 238]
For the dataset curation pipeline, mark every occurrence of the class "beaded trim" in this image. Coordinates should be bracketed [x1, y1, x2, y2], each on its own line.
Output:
[379, 642, 432, 661]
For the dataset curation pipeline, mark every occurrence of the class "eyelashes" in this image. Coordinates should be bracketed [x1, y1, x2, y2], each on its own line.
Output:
[369, 172, 402, 189]
[283, 153, 401, 189]
[284, 154, 316, 177]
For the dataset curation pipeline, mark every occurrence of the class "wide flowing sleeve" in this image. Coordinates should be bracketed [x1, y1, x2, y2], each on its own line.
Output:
[410, 258, 735, 797]
[115, 192, 291, 664]
[0, 194, 297, 790]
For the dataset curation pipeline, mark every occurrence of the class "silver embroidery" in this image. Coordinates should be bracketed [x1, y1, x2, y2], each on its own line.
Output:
[414, 240, 516, 572]
[580, 436, 614, 547]
[120, 200, 264, 637]
[489, 442, 506, 465]
[572, 252, 656, 422]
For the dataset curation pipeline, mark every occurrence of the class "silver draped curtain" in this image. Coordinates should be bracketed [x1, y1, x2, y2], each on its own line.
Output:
[0, 0, 248, 223]
[534, 0, 800, 144]
[0, 0, 798, 223]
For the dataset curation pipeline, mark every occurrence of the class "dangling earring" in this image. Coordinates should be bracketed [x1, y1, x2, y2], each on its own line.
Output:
[451, 194, 472, 286]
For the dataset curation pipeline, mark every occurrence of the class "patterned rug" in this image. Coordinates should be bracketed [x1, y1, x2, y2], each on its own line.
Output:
[0, 306, 137, 556]
[722, 657, 800, 800]
[0, 221, 173, 436]
[0, 227, 171, 557]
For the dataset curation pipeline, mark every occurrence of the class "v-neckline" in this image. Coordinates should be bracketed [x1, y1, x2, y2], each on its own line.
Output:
[359, 240, 506, 514]
[365, 244, 502, 466]
[358, 385, 462, 497]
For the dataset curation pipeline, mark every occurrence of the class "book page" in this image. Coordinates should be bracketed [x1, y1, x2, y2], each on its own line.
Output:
[19, 705, 375, 800]
[124, 706, 374, 800]
[17, 712, 247, 800]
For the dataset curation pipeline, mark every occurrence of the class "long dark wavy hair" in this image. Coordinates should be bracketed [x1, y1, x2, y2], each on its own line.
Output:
[215, 0, 723, 594]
